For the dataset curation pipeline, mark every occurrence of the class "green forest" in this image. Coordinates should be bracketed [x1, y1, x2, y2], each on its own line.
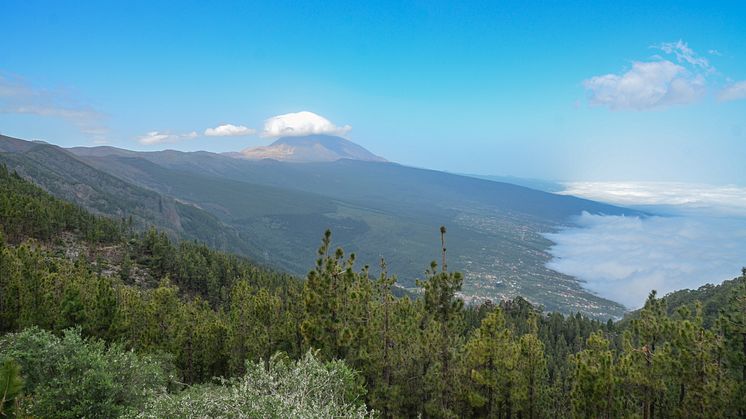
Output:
[1, 164, 745, 418]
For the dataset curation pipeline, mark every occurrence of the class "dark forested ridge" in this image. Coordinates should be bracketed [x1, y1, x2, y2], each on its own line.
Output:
[0, 134, 258, 259]
[1, 164, 745, 417]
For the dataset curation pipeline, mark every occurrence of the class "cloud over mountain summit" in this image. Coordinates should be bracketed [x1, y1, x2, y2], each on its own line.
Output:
[261, 111, 351, 138]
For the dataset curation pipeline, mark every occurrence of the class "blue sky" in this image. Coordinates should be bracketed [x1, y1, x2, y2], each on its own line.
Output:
[1, 0, 745, 183]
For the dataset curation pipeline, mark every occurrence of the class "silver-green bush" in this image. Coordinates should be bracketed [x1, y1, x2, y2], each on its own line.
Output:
[129, 350, 373, 418]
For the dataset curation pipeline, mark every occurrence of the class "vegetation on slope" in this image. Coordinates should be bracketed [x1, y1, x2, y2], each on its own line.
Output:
[0, 135, 258, 258]
[128, 350, 371, 418]
[70, 140, 631, 318]
[0, 327, 173, 418]
[1, 164, 745, 417]
[2, 134, 633, 317]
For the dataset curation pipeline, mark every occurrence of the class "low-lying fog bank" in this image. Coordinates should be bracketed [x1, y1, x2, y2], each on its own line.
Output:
[545, 182, 746, 308]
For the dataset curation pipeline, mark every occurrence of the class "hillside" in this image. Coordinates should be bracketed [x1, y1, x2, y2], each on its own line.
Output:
[1, 166, 745, 418]
[235, 135, 386, 162]
[2, 133, 637, 317]
[0, 134, 258, 258]
[66, 136, 637, 317]
[618, 270, 746, 329]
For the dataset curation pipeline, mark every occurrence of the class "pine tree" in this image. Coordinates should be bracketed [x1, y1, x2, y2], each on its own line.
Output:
[176, 297, 228, 383]
[666, 304, 725, 417]
[418, 226, 465, 418]
[720, 268, 746, 416]
[0, 359, 24, 417]
[120, 248, 132, 282]
[143, 278, 182, 354]
[375, 289, 429, 417]
[301, 230, 359, 360]
[16, 244, 48, 329]
[464, 307, 516, 417]
[84, 275, 117, 339]
[58, 285, 85, 331]
[228, 279, 255, 375]
[633, 291, 668, 419]
[228, 282, 283, 374]
[570, 331, 617, 418]
[0, 232, 22, 332]
[514, 316, 547, 419]
[362, 259, 398, 417]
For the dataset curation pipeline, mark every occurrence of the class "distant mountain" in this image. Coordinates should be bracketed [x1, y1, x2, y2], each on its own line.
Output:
[2, 133, 638, 317]
[234, 135, 386, 163]
[62, 138, 639, 318]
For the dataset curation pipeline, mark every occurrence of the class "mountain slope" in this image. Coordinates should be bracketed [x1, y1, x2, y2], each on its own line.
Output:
[235, 135, 386, 162]
[0, 134, 256, 257]
[72, 142, 630, 222]
[3, 143, 744, 418]
[67, 139, 636, 318]
[619, 270, 746, 329]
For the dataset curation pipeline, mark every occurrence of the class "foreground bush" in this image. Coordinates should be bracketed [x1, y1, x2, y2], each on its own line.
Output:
[128, 349, 372, 418]
[0, 327, 175, 418]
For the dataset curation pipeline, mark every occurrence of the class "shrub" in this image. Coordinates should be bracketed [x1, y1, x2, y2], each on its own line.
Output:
[0, 327, 175, 418]
[129, 349, 372, 418]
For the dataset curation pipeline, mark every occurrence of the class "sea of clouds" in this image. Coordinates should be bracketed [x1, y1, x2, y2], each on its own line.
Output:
[545, 182, 746, 309]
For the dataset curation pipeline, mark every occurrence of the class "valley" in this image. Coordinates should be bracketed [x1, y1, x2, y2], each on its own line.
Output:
[2, 133, 635, 318]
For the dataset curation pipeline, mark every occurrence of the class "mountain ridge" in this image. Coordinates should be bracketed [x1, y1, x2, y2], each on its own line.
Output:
[235, 135, 386, 163]
[0, 134, 258, 258]
[3, 133, 635, 317]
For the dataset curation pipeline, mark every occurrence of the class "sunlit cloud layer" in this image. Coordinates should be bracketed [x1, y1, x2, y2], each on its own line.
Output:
[547, 182, 746, 309]
[560, 181, 746, 216]
[545, 212, 746, 308]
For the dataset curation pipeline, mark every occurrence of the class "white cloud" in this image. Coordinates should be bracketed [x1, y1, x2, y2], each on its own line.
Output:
[547, 182, 746, 308]
[560, 181, 746, 217]
[657, 40, 712, 71]
[137, 130, 198, 145]
[545, 212, 746, 309]
[582, 41, 734, 110]
[261, 111, 351, 137]
[718, 81, 746, 102]
[0, 74, 108, 142]
[584, 61, 705, 110]
[138, 131, 170, 145]
[204, 123, 256, 137]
